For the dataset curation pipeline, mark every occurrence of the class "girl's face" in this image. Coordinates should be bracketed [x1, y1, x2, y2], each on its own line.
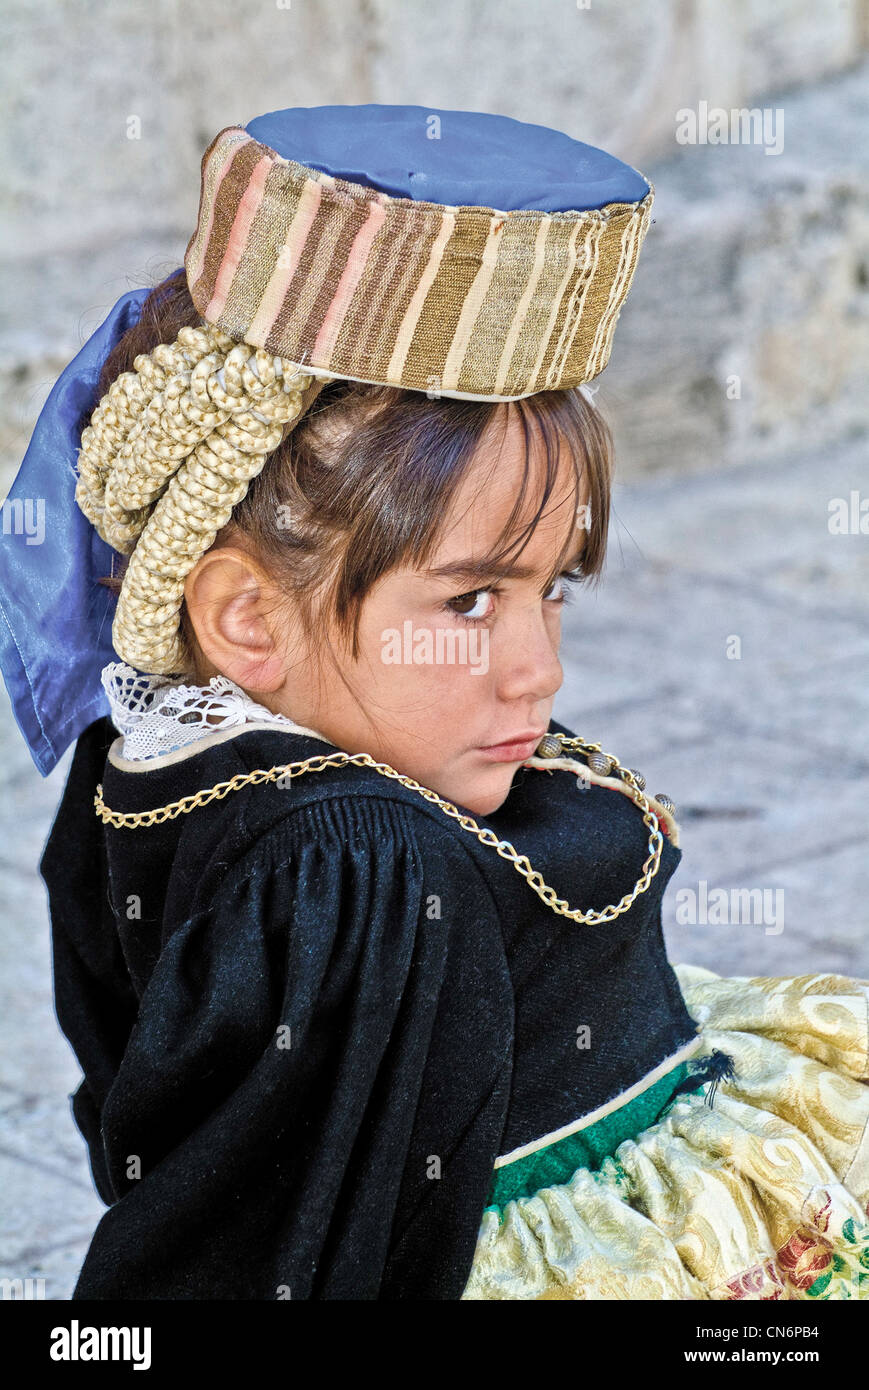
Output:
[279, 408, 589, 816]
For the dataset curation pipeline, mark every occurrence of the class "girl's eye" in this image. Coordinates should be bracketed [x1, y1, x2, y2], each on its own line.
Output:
[546, 566, 584, 604]
[444, 588, 495, 623]
[543, 574, 565, 602]
[442, 568, 584, 625]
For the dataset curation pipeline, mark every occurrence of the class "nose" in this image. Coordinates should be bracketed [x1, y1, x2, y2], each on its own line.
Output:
[495, 605, 564, 705]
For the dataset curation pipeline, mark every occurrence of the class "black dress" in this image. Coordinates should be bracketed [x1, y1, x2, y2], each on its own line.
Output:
[39, 715, 869, 1301]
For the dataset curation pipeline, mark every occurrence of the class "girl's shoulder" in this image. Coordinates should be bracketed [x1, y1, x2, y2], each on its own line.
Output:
[96, 709, 664, 851]
[90, 712, 681, 946]
[86, 717, 509, 937]
[97, 715, 503, 860]
[45, 715, 518, 1024]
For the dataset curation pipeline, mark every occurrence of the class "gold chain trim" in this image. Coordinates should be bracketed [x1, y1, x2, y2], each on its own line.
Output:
[93, 733, 664, 926]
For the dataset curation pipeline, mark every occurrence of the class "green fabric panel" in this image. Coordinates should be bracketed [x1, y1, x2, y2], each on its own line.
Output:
[485, 1060, 704, 1211]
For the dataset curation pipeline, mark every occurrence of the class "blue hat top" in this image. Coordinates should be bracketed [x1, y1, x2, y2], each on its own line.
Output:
[244, 103, 650, 213]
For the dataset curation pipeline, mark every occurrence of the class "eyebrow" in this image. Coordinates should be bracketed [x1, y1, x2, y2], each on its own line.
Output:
[425, 541, 588, 586]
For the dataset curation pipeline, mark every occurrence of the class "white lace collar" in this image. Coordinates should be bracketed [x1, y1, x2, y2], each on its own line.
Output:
[101, 661, 331, 763]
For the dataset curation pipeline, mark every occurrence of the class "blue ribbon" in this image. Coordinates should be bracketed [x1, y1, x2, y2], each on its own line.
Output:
[0, 285, 154, 775]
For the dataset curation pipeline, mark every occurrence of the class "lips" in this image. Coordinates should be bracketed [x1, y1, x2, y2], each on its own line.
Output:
[477, 730, 546, 761]
[480, 729, 546, 750]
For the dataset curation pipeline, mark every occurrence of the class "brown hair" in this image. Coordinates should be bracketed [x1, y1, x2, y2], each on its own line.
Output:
[95, 268, 615, 685]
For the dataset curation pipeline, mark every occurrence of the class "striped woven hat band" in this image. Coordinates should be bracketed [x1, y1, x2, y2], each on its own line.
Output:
[184, 125, 655, 402]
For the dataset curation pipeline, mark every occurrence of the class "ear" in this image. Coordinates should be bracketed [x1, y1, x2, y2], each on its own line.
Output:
[183, 547, 288, 693]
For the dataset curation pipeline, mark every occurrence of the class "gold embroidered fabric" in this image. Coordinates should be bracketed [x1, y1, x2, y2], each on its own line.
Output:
[461, 963, 869, 1300]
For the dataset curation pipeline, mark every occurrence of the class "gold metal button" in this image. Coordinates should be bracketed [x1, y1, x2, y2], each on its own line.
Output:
[588, 751, 614, 776]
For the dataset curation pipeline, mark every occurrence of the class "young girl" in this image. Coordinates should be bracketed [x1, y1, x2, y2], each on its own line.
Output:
[3, 104, 868, 1301]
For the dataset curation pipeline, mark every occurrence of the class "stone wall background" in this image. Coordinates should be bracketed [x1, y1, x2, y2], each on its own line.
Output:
[1, 0, 867, 1301]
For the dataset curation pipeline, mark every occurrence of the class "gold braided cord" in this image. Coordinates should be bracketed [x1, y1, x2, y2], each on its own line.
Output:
[93, 733, 665, 926]
[75, 322, 332, 674]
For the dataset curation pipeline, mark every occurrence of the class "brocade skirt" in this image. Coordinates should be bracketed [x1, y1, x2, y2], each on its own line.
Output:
[461, 964, 869, 1300]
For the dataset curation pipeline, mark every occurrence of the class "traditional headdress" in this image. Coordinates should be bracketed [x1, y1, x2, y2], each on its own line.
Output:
[0, 103, 655, 774]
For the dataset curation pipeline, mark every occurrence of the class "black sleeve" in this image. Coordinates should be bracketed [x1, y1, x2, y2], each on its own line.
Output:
[71, 794, 514, 1301]
[39, 718, 140, 1206]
